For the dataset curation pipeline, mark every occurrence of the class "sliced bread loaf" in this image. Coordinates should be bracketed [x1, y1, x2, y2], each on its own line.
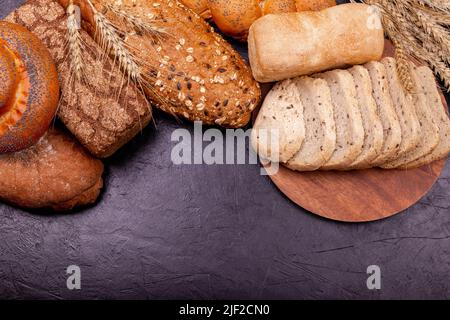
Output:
[348, 65, 384, 169]
[382, 57, 421, 156]
[251, 79, 306, 163]
[365, 61, 402, 165]
[285, 77, 336, 171]
[403, 66, 450, 168]
[314, 70, 364, 170]
[381, 63, 440, 169]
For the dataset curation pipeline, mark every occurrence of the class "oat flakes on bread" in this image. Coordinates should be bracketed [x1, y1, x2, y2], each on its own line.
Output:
[381, 63, 440, 169]
[57, 0, 261, 128]
[251, 79, 305, 163]
[314, 70, 365, 170]
[285, 77, 336, 171]
[347, 65, 384, 169]
[382, 57, 421, 157]
[364, 61, 402, 166]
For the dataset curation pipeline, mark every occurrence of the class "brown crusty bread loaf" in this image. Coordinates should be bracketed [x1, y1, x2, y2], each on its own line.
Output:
[251, 79, 305, 163]
[6, 0, 152, 158]
[285, 77, 336, 171]
[58, 0, 261, 128]
[0, 128, 103, 211]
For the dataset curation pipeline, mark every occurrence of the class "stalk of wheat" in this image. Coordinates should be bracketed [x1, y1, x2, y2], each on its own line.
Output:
[66, 1, 86, 83]
[66, 0, 165, 90]
[352, 0, 450, 93]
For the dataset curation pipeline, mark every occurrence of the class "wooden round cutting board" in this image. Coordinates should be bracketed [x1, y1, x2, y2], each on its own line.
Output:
[255, 41, 448, 222]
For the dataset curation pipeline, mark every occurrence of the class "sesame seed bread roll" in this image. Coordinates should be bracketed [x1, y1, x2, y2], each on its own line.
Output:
[248, 3, 385, 82]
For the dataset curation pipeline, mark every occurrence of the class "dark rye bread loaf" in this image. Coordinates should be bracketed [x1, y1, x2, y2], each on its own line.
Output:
[5, 0, 152, 158]
[57, 0, 261, 128]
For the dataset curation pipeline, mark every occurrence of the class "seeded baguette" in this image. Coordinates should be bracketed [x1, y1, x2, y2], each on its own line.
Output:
[382, 57, 421, 157]
[381, 64, 440, 169]
[314, 70, 364, 170]
[285, 77, 336, 171]
[365, 61, 402, 166]
[402, 66, 450, 168]
[58, 0, 261, 128]
[251, 79, 305, 163]
[347, 65, 384, 169]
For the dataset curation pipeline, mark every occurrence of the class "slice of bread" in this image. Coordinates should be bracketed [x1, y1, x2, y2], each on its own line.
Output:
[382, 57, 421, 156]
[314, 70, 364, 170]
[348, 65, 384, 169]
[403, 66, 450, 168]
[381, 63, 440, 169]
[365, 61, 402, 165]
[285, 77, 336, 171]
[251, 79, 305, 163]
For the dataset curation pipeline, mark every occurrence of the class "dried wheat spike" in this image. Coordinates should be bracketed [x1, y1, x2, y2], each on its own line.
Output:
[66, 2, 86, 83]
[105, 4, 167, 40]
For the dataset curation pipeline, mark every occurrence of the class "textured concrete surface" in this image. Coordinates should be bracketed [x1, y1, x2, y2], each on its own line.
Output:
[0, 0, 449, 300]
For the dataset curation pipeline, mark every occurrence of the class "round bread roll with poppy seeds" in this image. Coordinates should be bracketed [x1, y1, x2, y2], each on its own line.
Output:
[0, 22, 59, 154]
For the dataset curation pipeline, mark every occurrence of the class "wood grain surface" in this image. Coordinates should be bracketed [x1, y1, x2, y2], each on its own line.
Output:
[257, 41, 448, 222]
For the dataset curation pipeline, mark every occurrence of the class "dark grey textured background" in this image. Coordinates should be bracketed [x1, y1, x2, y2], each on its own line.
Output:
[0, 0, 449, 300]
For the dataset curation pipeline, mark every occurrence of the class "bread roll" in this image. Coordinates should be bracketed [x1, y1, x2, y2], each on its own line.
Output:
[248, 3, 385, 82]
[0, 22, 59, 154]
[262, 0, 297, 14]
[295, 0, 336, 11]
[0, 128, 104, 211]
[208, 0, 262, 41]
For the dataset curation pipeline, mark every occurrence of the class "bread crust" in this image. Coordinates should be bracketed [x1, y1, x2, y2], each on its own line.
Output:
[0, 128, 103, 210]
[295, 0, 336, 11]
[252, 79, 305, 163]
[179, 0, 211, 18]
[0, 22, 59, 154]
[6, 0, 152, 158]
[58, 0, 261, 128]
[248, 3, 385, 83]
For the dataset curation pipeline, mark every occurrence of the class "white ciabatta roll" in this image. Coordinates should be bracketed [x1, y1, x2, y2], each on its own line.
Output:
[248, 3, 385, 83]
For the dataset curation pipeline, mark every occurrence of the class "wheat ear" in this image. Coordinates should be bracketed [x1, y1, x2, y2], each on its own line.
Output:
[88, 5, 141, 86]
[66, 2, 86, 83]
[104, 4, 166, 40]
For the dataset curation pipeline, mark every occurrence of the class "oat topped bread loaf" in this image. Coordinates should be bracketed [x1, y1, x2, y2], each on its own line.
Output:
[58, 0, 261, 128]
[6, 0, 152, 158]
